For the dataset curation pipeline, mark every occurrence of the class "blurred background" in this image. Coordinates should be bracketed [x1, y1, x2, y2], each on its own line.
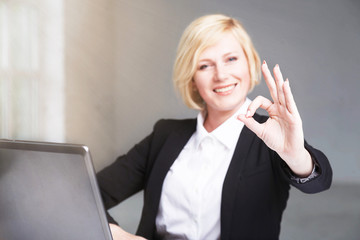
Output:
[1, 0, 359, 239]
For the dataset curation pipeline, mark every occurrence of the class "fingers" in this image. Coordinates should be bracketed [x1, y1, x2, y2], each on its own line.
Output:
[237, 96, 272, 138]
[245, 95, 273, 117]
[283, 79, 298, 115]
[262, 61, 288, 106]
[273, 64, 286, 106]
[248, 61, 299, 115]
[261, 61, 278, 104]
[237, 114, 264, 138]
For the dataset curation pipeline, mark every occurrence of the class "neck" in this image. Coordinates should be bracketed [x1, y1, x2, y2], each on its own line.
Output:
[203, 98, 248, 132]
[203, 109, 237, 133]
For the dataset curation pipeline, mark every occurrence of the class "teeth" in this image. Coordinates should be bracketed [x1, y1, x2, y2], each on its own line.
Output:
[214, 84, 235, 93]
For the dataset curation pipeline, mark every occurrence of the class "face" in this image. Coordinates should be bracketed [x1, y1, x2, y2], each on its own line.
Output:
[193, 32, 251, 118]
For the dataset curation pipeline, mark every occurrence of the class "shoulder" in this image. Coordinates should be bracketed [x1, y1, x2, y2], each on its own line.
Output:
[144, 118, 197, 158]
[154, 118, 197, 134]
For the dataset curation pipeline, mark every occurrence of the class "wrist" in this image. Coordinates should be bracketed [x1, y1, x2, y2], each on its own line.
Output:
[284, 148, 313, 177]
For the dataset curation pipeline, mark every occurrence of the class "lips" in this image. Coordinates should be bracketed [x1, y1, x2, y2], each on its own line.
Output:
[213, 83, 237, 93]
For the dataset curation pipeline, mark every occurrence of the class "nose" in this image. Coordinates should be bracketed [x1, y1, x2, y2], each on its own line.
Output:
[214, 64, 228, 81]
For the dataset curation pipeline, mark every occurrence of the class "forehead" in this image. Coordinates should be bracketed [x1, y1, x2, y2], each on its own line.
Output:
[198, 32, 243, 60]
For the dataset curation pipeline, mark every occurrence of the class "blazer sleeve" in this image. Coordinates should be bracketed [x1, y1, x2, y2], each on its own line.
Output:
[279, 140, 333, 194]
[252, 113, 333, 194]
[96, 119, 188, 224]
[96, 127, 156, 224]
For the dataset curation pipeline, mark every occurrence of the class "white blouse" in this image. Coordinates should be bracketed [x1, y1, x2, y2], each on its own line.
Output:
[155, 98, 252, 240]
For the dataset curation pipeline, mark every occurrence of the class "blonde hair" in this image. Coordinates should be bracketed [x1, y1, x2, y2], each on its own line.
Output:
[173, 14, 261, 110]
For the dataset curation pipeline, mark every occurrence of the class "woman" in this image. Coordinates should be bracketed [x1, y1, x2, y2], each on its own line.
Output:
[97, 14, 332, 240]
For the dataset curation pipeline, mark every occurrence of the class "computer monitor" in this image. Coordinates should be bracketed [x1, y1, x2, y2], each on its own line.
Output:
[0, 139, 112, 240]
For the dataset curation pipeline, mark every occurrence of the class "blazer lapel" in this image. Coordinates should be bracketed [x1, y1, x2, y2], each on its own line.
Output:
[148, 122, 196, 191]
[140, 120, 196, 236]
[220, 125, 257, 240]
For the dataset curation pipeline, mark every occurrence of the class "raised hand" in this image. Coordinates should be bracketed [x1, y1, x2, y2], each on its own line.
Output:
[238, 61, 313, 177]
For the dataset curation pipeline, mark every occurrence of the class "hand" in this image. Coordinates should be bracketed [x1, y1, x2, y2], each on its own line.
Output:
[109, 224, 147, 240]
[238, 61, 313, 177]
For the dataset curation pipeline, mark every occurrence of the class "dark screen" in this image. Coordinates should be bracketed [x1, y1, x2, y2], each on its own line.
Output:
[0, 141, 112, 240]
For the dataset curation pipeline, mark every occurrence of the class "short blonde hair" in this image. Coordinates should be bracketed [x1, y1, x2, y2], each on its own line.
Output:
[173, 14, 261, 110]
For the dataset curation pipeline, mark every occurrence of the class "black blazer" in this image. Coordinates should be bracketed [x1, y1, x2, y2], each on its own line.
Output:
[97, 114, 332, 240]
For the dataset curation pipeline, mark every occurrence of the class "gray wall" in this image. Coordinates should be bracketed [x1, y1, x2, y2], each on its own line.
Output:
[108, 0, 360, 183]
[106, 2, 360, 237]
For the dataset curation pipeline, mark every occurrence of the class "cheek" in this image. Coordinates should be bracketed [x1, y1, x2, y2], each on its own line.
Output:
[193, 79, 211, 102]
[193, 73, 209, 91]
[234, 66, 251, 85]
[193, 82, 207, 98]
[241, 70, 251, 85]
[240, 77, 251, 93]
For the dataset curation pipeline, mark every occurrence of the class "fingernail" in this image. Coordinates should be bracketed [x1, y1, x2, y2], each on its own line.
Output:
[246, 110, 251, 117]
[263, 60, 266, 65]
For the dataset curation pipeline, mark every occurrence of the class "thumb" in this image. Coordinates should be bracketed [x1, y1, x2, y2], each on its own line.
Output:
[237, 114, 264, 138]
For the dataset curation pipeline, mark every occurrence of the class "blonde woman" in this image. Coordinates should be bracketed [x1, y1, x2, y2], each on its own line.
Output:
[97, 14, 332, 240]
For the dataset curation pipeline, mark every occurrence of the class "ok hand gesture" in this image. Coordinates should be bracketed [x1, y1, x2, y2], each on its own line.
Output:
[238, 61, 313, 177]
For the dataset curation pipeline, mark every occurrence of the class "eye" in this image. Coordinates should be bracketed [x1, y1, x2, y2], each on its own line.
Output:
[199, 64, 209, 70]
[228, 56, 238, 62]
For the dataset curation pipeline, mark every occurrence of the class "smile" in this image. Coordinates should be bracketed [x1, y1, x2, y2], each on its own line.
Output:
[213, 84, 237, 93]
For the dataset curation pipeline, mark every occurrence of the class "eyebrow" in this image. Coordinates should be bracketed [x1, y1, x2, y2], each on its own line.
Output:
[223, 51, 239, 57]
[198, 51, 240, 63]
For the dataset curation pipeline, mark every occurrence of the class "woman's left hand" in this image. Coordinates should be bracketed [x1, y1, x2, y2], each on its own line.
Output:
[238, 60, 313, 177]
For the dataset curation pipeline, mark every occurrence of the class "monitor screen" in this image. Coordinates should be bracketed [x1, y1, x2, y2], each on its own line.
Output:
[0, 140, 112, 240]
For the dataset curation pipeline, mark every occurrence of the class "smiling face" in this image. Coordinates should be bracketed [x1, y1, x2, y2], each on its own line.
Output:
[193, 31, 251, 118]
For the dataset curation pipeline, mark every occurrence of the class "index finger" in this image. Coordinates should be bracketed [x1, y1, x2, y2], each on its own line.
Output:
[262, 60, 278, 104]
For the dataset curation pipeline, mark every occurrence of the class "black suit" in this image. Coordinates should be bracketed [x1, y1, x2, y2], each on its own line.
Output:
[97, 114, 332, 239]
